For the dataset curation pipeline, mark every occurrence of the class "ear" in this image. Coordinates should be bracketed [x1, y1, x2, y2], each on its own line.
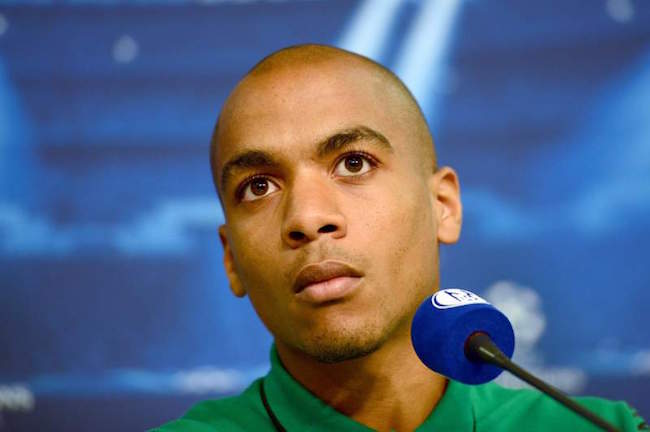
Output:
[429, 166, 462, 244]
[218, 224, 247, 297]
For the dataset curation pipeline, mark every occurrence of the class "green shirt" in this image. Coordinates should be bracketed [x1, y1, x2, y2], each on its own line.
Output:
[153, 347, 646, 431]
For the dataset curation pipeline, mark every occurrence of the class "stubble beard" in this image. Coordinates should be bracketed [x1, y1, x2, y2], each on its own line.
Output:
[291, 309, 403, 364]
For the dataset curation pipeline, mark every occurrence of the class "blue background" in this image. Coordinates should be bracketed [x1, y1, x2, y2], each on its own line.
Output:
[0, 1, 649, 430]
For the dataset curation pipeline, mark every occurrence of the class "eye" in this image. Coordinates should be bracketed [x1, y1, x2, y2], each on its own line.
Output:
[333, 152, 377, 177]
[238, 176, 279, 202]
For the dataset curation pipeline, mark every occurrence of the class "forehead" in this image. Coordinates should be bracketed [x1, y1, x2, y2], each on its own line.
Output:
[214, 60, 411, 173]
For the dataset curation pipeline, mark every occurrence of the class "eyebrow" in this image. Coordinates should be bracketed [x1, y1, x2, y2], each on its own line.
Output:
[317, 126, 392, 158]
[220, 125, 393, 193]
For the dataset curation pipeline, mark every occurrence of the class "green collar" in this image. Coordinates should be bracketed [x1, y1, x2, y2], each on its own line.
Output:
[263, 346, 476, 431]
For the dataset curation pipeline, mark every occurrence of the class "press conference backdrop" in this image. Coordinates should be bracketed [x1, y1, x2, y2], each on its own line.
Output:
[1, 1, 649, 430]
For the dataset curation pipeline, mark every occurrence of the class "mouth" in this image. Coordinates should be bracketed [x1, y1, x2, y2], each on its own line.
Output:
[293, 261, 363, 304]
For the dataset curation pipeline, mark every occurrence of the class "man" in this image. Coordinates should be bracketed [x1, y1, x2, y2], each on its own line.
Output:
[154, 45, 646, 431]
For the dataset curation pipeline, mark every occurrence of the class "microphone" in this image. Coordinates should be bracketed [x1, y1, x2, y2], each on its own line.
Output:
[411, 288, 619, 432]
[411, 288, 515, 384]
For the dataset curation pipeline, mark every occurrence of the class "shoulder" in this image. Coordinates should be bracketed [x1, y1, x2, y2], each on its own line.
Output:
[468, 382, 646, 431]
[150, 379, 272, 432]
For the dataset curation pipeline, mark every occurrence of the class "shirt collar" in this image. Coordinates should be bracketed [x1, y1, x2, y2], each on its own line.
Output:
[263, 345, 476, 431]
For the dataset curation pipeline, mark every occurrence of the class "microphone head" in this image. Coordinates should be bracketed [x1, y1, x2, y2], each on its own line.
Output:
[411, 288, 515, 385]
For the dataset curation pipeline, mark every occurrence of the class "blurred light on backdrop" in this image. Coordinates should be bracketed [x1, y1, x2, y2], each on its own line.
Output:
[606, 0, 635, 23]
[0, 14, 9, 37]
[112, 34, 139, 64]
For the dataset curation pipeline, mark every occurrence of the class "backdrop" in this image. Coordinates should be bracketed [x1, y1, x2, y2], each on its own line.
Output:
[1, 1, 649, 430]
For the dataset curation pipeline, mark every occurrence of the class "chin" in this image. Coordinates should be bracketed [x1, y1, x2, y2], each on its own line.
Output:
[294, 319, 392, 364]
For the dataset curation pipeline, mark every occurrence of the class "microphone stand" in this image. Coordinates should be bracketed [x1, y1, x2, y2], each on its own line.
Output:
[465, 332, 619, 432]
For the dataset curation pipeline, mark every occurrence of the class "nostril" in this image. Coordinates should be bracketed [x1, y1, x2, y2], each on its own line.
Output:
[318, 224, 337, 234]
[289, 231, 306, 241]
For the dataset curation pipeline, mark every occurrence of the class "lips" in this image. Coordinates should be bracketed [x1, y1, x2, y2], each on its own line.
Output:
[293, 261, 363, 294]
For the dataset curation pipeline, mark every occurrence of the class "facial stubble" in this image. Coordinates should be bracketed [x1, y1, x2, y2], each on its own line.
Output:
[287, 295, 407, 364]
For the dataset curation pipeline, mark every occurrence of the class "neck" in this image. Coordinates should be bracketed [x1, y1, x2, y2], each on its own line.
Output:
[276, 326, 447, 432]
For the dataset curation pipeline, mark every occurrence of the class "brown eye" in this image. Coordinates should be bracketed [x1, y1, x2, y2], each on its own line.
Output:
[240, 176, 279, 202]
[251, 178, 269, 196]
[344, 155, 363, 173]
[334, 153, 376, 177]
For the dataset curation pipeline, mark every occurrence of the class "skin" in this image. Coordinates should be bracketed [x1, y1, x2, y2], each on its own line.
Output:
[213, 45, 463, 432]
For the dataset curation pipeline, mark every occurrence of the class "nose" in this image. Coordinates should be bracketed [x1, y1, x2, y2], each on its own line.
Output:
[281, 173, 347, 248]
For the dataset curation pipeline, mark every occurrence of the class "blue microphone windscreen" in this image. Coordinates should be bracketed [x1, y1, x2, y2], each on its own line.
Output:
[411, 288, 515, 385]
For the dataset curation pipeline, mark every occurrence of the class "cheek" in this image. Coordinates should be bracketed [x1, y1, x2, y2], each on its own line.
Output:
[229, 220, 284, 295]
[228, 221, 292, 332]
[363, 179, 438, 294]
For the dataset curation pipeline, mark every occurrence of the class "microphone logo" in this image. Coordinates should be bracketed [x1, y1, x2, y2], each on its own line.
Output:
[431, 288, 489, 309]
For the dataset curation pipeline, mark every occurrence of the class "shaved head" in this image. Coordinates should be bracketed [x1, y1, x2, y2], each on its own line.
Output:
[210, 44, 436, 202]
[211, 43, 462, 367]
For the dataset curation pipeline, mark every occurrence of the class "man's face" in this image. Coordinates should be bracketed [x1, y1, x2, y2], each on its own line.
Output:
[215, 60, 447, 362]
